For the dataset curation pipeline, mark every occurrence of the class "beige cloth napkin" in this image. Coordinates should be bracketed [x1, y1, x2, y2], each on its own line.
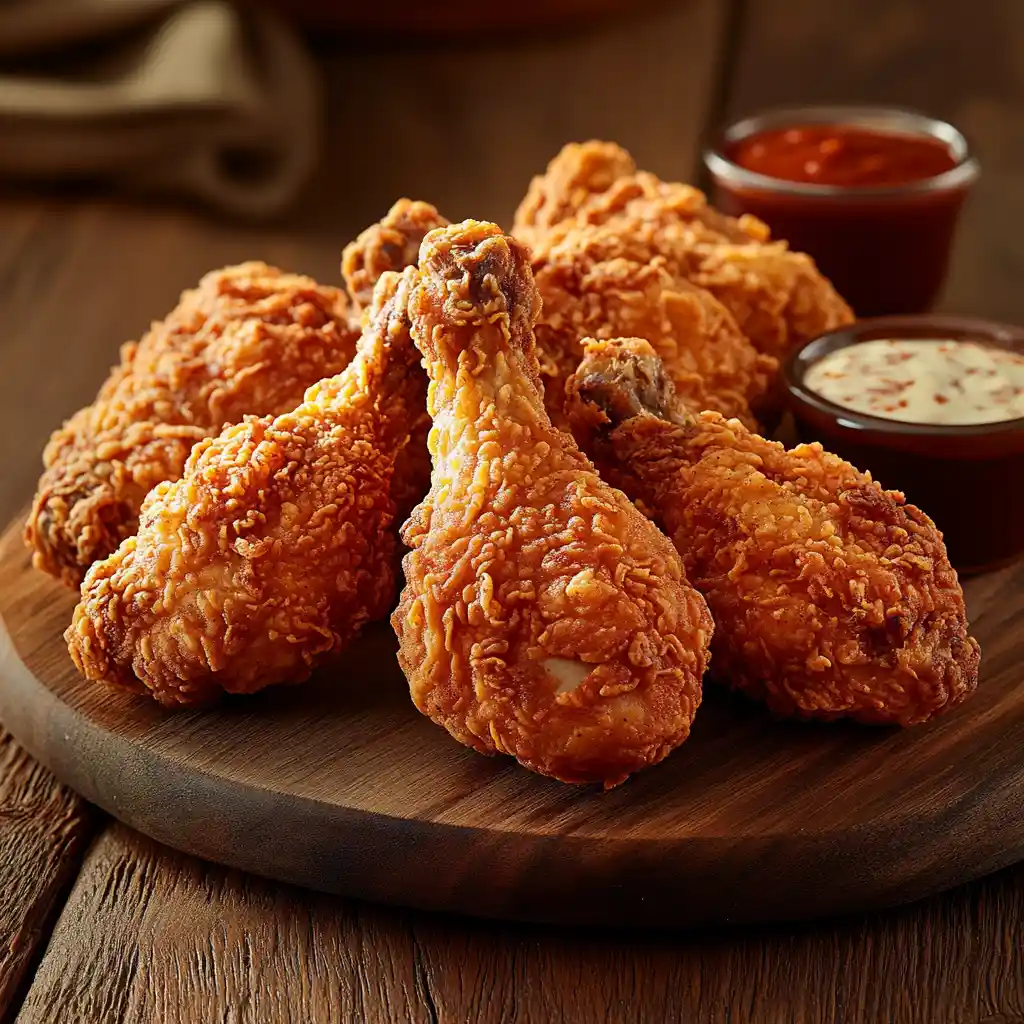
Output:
[0, 0, 320, 218]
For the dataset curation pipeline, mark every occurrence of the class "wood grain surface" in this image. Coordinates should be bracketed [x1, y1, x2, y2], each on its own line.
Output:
[0, 730, 93, 1019]
[2, 0, 1024, 1019]
[2, 513, 1023, 929]
[15, 824, 1024, 1024]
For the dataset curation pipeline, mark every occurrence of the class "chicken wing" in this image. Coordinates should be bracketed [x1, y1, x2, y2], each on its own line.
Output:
[392, 222, 713, 787]
[567, 337, 980, 725]
[67, 270, 423, 706]
[514, 141, 854, 361]
[26, 262, 360, 588]
[530, 220, 778, 430]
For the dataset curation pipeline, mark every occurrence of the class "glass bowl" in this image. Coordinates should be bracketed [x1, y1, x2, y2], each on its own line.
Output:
[704, 106, 980, 317]
[782, 314, 1024, 574]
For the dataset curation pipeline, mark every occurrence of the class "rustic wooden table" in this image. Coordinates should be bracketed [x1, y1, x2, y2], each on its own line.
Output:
[1, 1, 1022, 1021]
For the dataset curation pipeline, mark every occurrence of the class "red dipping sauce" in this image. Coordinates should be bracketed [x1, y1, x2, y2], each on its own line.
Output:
[704, 108, 980, 317]
[727, 124, 958, 189]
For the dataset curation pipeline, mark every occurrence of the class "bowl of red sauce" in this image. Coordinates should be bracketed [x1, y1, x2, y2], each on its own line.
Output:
[783, 315, 1024, 574]
[704, 106, 980, 317]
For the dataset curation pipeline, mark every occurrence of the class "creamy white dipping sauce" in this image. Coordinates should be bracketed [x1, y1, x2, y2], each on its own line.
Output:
[805, 338, 1024, 425]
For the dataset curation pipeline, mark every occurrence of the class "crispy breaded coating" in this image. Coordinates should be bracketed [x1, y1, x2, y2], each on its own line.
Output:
[392, 222, 713, 787]
[342, 198, 450, 519]
[513, 139, 637, 248]
[567, 337, 980, 726]
[342, 198, 450, 314]
[26, 262, 360, 588]
[529, 220, 778, 429]
[67, 271, 424, 707]
[514, 141, 854, 360]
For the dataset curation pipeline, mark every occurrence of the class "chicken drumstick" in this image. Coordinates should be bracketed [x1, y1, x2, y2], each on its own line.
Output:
[68, 270, 424, 706]
[392, 222, 713, 787]
[31, 200, 447, 589]
[341, 198, 449, 517]
[26, 263, 360, 587]
[567, 337, 980, 725]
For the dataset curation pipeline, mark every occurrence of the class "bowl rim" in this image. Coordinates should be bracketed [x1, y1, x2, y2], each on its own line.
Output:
[782, 314, 1024, 438]
[703, 105, 980, 199]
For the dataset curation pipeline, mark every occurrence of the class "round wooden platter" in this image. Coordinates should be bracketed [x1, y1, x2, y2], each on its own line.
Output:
[2, 518, 1023, 930]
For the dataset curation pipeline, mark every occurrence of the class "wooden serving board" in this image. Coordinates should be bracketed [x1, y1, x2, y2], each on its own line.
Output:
[1, 517, 1023, 930]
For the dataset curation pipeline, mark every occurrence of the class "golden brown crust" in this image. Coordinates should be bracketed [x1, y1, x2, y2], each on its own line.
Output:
[392, 222, 713, 787]
[513, 140, 637, 252]
[67, 271, 424, 707]
[342, 198, 450, 521]
[26, 262, 360, 587]
[341, 198, 450, 313]
[514, 141, 854, 361]
[529, 221, 778, 429]
[568, 337, 980, 726]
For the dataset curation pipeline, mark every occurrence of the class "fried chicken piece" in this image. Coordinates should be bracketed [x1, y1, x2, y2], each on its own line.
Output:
[26, 263, 361, 588]
[567, 337, 981, 726]
[530, 221, 778, 429]
[392, 222, 713, 787]
[342, 198, 450, 519]
[342, 198, 450, 314]
[513, 139, 637, 248]
[30, 203, 445, 591]
[67, 271, 424, 707]
[514, 141, 854, 360]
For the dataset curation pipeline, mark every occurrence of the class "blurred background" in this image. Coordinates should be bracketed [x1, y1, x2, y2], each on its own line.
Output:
[0, 0, 1022, 520]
